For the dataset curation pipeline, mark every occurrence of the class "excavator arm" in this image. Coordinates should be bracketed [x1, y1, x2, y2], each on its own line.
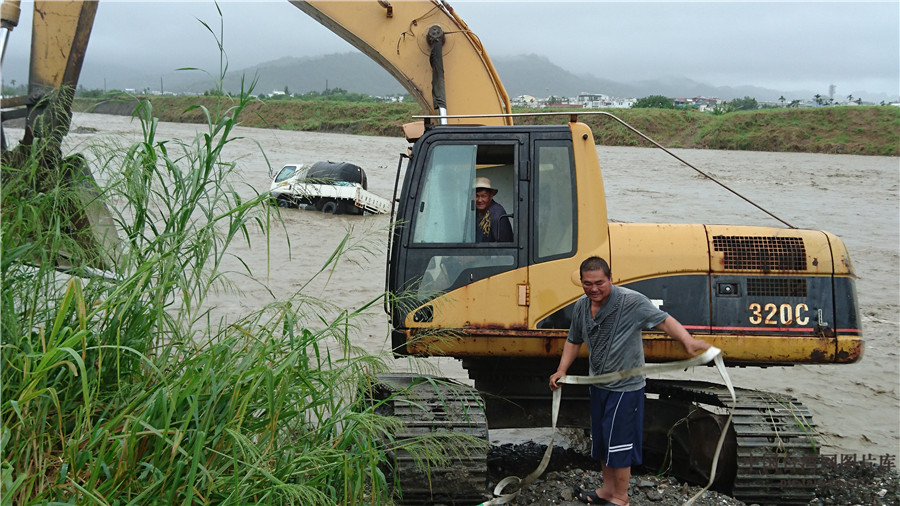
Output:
[1, 0, 97, 145]
[1, 0, 118, 273]
[290, 0, 512, 125]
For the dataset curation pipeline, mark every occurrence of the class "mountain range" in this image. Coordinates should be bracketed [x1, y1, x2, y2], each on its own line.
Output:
[5, 52, 894, 104]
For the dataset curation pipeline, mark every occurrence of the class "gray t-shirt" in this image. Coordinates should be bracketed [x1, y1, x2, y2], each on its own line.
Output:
[567, 284, 669, 391]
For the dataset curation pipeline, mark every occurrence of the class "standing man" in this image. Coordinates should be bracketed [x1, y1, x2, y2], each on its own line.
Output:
[474, 176, 513, 243]
[549, 256, 709, 505]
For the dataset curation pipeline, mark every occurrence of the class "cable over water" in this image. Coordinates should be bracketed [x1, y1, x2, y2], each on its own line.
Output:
[415, 111, 796, 229]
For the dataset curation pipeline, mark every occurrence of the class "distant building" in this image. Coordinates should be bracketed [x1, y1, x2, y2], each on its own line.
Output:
[577, 92, 608, 108]
[542, 100, 580, 109]
[673, 96, 723, 111]
[692, 96, 721, 111]
[575, 92, 635, 109]
[608, 97, 636, 108]
[512, 94, 539, 107]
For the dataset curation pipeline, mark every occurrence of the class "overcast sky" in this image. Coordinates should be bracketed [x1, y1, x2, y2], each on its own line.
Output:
[5, 1, 899, 98]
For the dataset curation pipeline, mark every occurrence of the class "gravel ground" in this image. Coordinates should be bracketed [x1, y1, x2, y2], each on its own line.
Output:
[486, 442, 900, 506]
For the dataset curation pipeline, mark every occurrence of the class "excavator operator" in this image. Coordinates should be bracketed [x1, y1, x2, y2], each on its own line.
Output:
[474, 176, 513, 243]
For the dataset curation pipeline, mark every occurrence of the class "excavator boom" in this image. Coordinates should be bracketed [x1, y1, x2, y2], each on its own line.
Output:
[291, 0, 512, 125]
[1, 1, 96, 135]
[1, 0, 118, 273]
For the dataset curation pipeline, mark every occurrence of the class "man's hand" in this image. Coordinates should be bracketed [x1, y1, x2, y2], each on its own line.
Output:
[681, 335, 711, 356]
[550, 341, 581, 391]
[549, 371, 566, 391]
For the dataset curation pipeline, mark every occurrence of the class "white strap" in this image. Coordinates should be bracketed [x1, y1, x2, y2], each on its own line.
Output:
[479, 346, 734, 505]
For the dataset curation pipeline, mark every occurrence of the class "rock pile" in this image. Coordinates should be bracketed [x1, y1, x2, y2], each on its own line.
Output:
[486, 442, 900, 506]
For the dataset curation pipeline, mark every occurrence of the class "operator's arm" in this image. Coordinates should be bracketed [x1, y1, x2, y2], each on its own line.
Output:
[655, 316, 710, 356]
[549, 340, 581, 391]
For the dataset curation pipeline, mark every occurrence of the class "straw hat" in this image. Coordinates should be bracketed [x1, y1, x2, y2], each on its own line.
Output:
[474, 176, 498, 195]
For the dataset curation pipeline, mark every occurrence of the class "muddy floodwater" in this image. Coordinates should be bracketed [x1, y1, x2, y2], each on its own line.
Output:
[11, 112, 898, 461]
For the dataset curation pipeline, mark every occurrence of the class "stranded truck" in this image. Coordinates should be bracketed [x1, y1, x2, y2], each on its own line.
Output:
[269, 161, 390, 215]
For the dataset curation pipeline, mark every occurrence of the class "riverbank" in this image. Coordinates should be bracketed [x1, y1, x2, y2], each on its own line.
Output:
[74, 97, 900, 156]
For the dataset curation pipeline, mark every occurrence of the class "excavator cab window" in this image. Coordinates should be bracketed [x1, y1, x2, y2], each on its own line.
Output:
[411, 144, 478, 243]
[402, 139, 523, 301]
[533, 141, 576, 261]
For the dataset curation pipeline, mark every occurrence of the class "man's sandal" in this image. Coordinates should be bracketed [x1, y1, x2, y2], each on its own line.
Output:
[574, 486, 613, 505]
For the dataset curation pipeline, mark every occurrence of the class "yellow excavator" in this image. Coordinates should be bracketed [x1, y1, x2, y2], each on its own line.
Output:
[1, 1, 862, 504]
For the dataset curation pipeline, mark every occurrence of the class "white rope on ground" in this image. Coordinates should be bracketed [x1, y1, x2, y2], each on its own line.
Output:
[479, 346, 735, 506]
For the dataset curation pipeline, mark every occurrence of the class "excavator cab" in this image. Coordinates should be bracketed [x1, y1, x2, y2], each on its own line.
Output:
[388, 124, 580, 334]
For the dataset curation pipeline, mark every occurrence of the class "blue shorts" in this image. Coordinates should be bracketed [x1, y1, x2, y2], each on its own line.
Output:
[589, 386, 644, 468]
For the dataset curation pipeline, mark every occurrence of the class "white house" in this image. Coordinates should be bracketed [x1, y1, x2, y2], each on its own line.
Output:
[512, 94, 539, 107]
[577, 92, 608, 108]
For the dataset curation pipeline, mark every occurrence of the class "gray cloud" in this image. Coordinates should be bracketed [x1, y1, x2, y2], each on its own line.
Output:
[3, 1, 898, 98]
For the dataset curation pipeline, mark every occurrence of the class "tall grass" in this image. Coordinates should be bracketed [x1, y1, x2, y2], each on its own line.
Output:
[1, 67, 479, 505]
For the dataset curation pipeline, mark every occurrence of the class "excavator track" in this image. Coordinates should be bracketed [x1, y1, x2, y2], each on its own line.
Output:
[369, 374, 489, 505]
[647, 379, 820, 505]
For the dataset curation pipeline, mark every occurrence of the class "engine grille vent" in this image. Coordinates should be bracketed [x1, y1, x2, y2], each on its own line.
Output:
[713, 235, 806, 271]
[747, 278, 808, 297]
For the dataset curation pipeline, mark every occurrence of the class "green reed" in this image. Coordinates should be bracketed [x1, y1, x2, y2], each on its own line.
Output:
[0, 68, 480, 504]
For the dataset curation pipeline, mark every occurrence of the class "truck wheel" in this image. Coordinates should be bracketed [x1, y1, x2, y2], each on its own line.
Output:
[321, 200, 339, 214]
[276, 196, 294, 208]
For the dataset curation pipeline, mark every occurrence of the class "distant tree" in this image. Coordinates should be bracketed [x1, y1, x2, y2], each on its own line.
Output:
[76, 85, 105, 98]
[779, 95, 786, 106]
[730, 96, 759, 111]
[813, 94, 823, 105]
[847, 94, 854, 103]
[789, 99, 801, 108]
[632, 95, 674, 109]
[2, 80, 26, 96]
[292, 87, 378, 103]
[284, 86, 289, 96]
